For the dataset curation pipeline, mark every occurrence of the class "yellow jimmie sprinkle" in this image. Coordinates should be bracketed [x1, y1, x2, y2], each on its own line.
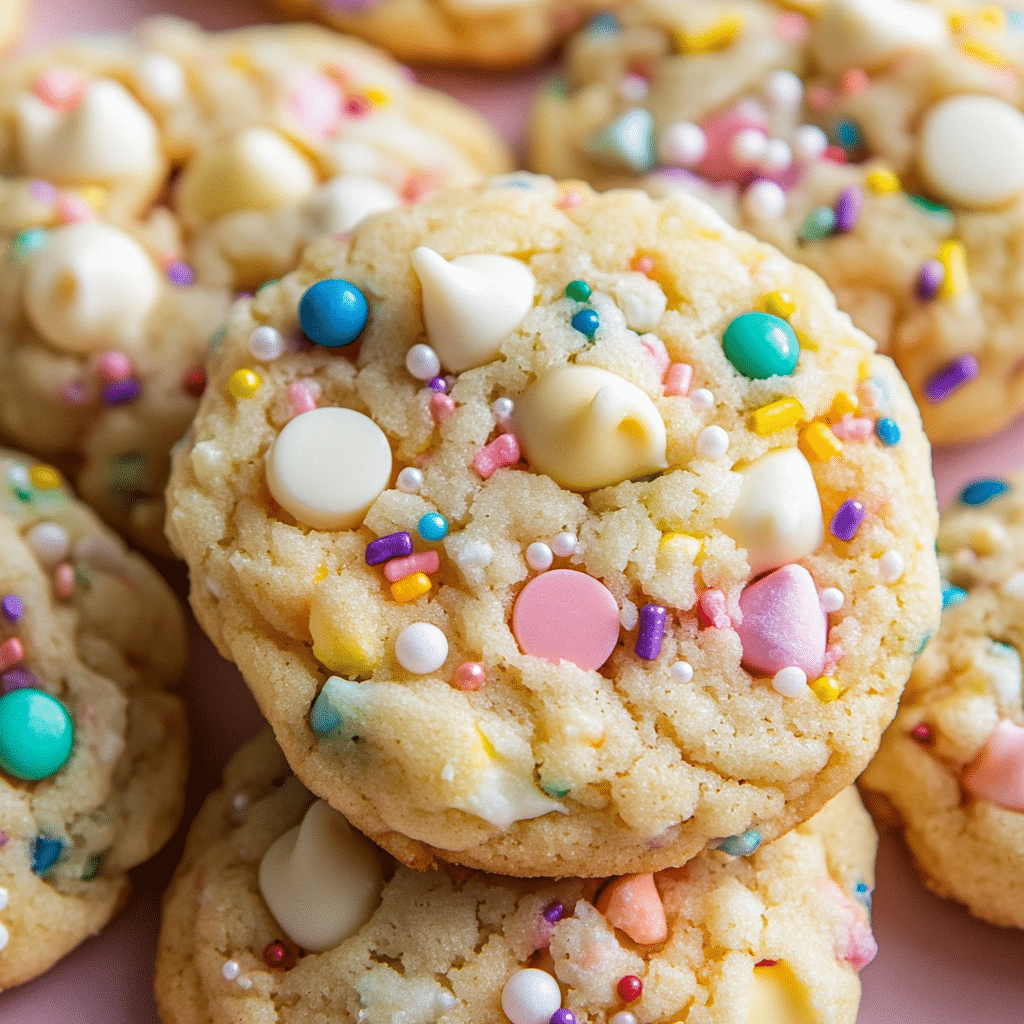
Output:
[675, 14, 743, 54]
[810, 676, 840, 702]
[76, 185, 108, 210]
[800, 422, 843, 461]
[391, 572, 432, 603]
[827, 391, 859, 421]
[761, 290, 796, 319]
[937, 239, 969, 299]
[947, 9, 969, 32]
[959, 37, 1010, 68]
[976, 5, 1006, 30]
[227, 368, 263, 400]
[864, 167, 901, 194]
[751, 397, 804, 436]
[314, 564, 329, 583]
[29, 464, 62, 489]
[364, 86, 389, 105]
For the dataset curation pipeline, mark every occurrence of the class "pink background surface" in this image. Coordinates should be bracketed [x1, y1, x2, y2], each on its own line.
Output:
[5, 0, 1024, 1019]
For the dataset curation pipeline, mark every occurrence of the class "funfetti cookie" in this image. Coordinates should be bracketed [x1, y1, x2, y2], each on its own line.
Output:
[0, 447, 188, 991]
[156, 729, 878, 1024]
[0, 19, 510, 554]
[529, 0, 1024, 444]
[166, 177, 941, 877]
[860, 471, 1024, 929]
[0, 0, 25, 52]
[265, 0, 592, 68]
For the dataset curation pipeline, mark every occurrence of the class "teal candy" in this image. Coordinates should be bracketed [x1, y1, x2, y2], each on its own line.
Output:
[0, 688, 74, 781]
[310, 689, 342, 735]
[585, 108, 656, 173]
[722, 312, 799, 379]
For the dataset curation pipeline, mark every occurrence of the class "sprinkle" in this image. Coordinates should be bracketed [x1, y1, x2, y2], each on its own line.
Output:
[610, 1014, 637, 1024]
[751, 397, 804, 436]
[395, 622, 448, 674]
[810, 676, 841, 702]
[557, 191, 583, 209]
[830, 500, 864, 541]
[550, 532, 577, 557]
[874, 418, 901, 445]
[664, 362, 693, 397]
[11, 228, 48, 261]
[960, 479, 1009, 505]
[527, 542, 554, 571]
[761, 291, 796, 319]
[227, 368, 262, 400]
[165, 261, 194, 287]
[396, 467, 423, 493]
[418, 513, 448, 541]
[722, 312, 799, 379]
[365, 532, 413, 565]
[53, 563, 75, 599]
[502, 970, 561, 1024]
[263, 941, 295, 970]
[910, 722, 934, 745]
[565, 280, 592, 301]
[670, 660, 694, 683]
[823, 146, 847, 164]
[865, 167, 901, 194]
[27, 523, 69, 566]
[820, 587, 845, 612]
[390, 572, 432, 603]
[800, 421, 842, 460]
[102, 378, 141, 405]
[0, 689, 74, 780]
[717, 829, 761, 856]
[942, 585, 967, 608]
[97, 351, 132, 383]
[221, 960, 241, 981]
[287, 380, 318, 415]
[690, 388, 715, 410]
[907, 193, 952, 218]
[798, 206, 836, 241]
[0, 639, 24, 673]
[406, 343, 441, 381]
[924, 355, 979, 402]
[830, 414, 874, 441]
[182, 366, 207, 398]
[878, 550, 904, 583]
[248, 325, 285, 361]
[571, 309, 600, 338]
[695, 425, 729, 459]
[832, 118, 863, 154]
[635, 604, 666, 660]
[960, 37, 1009, 67]
[936, 239, 969, 298]
[632, 255, 655, 275]
[473, 433, 520, 479]
[617, 975, 643, 1002]
[384, 551, 440, 583]
[427, 376, 448, 393]
[31, 836, 63, 874]
[452, 662, 486, 691]
[298, 279, 368, 348]
[833, 186, 863, 232]
[585, 108, 657, 172]
[675, 14, 742, 53]
[491, 397, 515, 425]
[430, 393, 456, 423]
[772, 665, 808, 697]
[1, 596, 23, 623]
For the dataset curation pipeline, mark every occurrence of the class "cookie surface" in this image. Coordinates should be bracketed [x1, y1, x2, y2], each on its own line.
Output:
[156, 730, 877, 1024]
[0, 18, 509, 552]
[266, 0, 589, 68]
[860, 471, 1024, 929]
[530, 0, 1024, 443]
[0, 447, 188, 991]
[167, 177, 940, 876]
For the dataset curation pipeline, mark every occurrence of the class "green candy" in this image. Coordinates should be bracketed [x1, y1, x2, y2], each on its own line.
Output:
[722, 312, 800, 379]
[0, 688, 74, 781]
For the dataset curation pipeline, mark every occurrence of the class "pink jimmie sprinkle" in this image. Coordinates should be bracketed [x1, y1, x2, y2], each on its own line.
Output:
[97, 350, 132, 383]
[56, 193, 95, 224]
[774, 11, 809, 41]
[287, 381, 319, 416]
[557, 191, 583, 209]
[383, 550, 440, 583]
[831, 414, 874, 441]
[473, 433, 520, 479]
[840, 68, 870, 95]
[452, 661, 487, 691]
[664, 362, 693, 397]
[53, 563, 75, 599]
[33, 67, 87, 110]
[430, 392, 456, 423]
[698, 589, 731, 630]
[0, 637, 25, 673]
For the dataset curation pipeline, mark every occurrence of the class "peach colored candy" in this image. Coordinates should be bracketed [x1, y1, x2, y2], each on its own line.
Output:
[961, 719, 1024, 812]
[664, 362, 693, 397]
[512, 569, 620, 671]
[831, 414, 874, 441]
[596, 872, 668, 945]
[473, 433, 520, 479]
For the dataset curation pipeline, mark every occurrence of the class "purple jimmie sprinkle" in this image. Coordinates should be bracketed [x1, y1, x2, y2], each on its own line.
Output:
[166, 261, 195, 287]
[427, 376, 448, 392]
[830, 500, 865, 542]
[365, 531, 413, 566]
[29, 179, 58, 204]
[102, 378, 142, 405]
[635, 603, 667, 660]
[915, 259, 945, 301]
[925, 355, 979, 402]
[1, 594, 23, 622]
[833, 186, 863, 233]
[543, 902, 565, 924]
[2, 668, 38, 693]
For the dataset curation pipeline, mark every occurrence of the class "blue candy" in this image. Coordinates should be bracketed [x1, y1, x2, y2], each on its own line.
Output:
[959, 479, 1010, 506]
[299, 280, 368, 348]
[874, 417, 900, 446]
[32, 836, 63, 875]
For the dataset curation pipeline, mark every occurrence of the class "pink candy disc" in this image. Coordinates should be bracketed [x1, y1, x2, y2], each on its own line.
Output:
[961, 719, 1024, 811]
[512, 569, 620, 671]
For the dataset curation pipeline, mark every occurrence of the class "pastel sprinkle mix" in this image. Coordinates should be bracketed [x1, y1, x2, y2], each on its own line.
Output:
[526, 542, 554, 571]
[695, 425, 729, 458]
[227, 368, 262, 400]
[0, 639, 24, 673]
[833, 186, 863, 233]
[390, 572, 432, 603]
[298, 279, 368, 348]
[571, 309, 600, 338]
[418, 513, 448, 541]
[924, 354, 979, 402]
[565, 280, 592, 302]
[635, 604, 666, 660]
[98, 350, 132, 382]
[960, 478, 1009, 505]
[102, 378, 141, 405]
[617, 976, 643, 1002]
[800, 422, 843, 460]
[182, 367, 207, 397]
[797, 206, 836, 241]
[717, 829, 761, 856]
[772, 665, 808, 697]
[166, 261, 194, 287]
[430, 392, 456, 423]
[53, 563, 75, 599]
[287, 381, 318, 415]
[874, 418, 901, 445]
[751, 397, 804, 436]
[383, 551, 440, 583]
[675, 14, 742, 53]
[670, 660, 694, 683]
[942, 585, 967, 608]
[663, 362, 693, 397]
[452, 662, 486, 691]
[810, 676, 841, 702]
[28, 465, 61, 490]
[865, 167, 901, 194]
[365, 531, 413, 566]
[722, 312, 799, 379]
[1, 596, 23, 623]
[830, 500, 865, 542]
[761, 290, 796, 319]
[263, 941, 294, 971]
[878, 550, 905, 583]
[936, 239, 969, 298]
[248, 325, 285, 361]
[473, 433, 520, 479]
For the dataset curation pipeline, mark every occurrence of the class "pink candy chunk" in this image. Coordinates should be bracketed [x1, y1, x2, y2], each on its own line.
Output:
[597, 873, 668, 945]
[640, 335, 670, 379]
[695, 104, 768, 185]
[383, 550, 440, 583]
[33, 67, 87, 110]
[288, 73, 344, 139]
[735, 564, 826, 677]
[831, 414, 874, 441]
[663, 362, 693, 397]
[430, 392, 456, 423]
[698, 589, 731, 629]
[961, 719, 1024, 811]
[816, 877, 877, 970]
[473, 433, 520, 479]
[287, 381, 318, 415]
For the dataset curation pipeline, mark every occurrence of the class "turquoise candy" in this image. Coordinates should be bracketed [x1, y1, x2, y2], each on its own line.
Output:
[299, 279, 368, 348]
[722, 312, 799, 379]
[0, 688, 74, 781]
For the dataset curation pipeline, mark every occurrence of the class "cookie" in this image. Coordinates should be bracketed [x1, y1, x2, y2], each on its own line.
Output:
[265, 0, 590, 68]
[0, 447, 188, 991]
[529, 0, 1024, 443]
[860, 471, 1024, 929]
[155, 729, 878, 1024]
[0, 0, 25, 52]
[166, 177, 940, 876]
[0, 19, 509, 553]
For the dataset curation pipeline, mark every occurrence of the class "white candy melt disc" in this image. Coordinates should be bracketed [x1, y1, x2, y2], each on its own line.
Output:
[266, 407, 392, 530]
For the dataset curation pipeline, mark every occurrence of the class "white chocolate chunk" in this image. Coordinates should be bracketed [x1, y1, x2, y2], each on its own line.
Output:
[811, 0, 948, 74]
[300, 175, 400, 235]
[512, 364, 667, 491]
[723, 448, 824, 577]
[266, 407, 392, 531]
[919, 95, 1024, 210]
[258, 800, 384, 952]
[23, 222, 160, 354]
[16, 79, 161, 184]
[411, 247, 535, 373]
[132, 53, 186, 107]
[176, 126, 318, 224]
